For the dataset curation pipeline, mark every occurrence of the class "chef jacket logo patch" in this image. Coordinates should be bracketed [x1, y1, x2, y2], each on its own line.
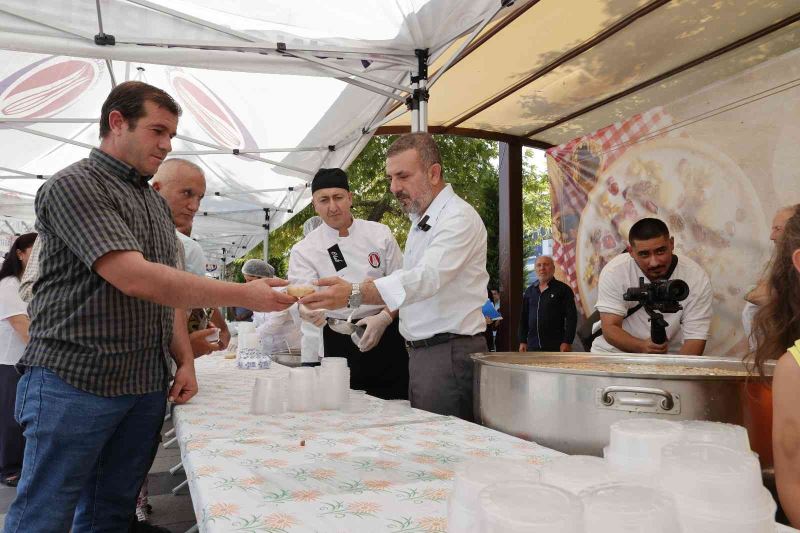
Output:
[368, 252, 381, 269]
[327, 244, 347, 272]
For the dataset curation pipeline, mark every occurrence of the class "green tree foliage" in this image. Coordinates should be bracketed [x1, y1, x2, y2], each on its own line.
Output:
[227, 137, 551, 290]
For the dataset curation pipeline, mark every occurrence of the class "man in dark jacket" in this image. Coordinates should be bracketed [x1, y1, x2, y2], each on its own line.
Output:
[519, 255, 577, 352]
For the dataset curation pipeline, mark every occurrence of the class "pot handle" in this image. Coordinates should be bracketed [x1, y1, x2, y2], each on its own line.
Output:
[601, 385, 675, 411]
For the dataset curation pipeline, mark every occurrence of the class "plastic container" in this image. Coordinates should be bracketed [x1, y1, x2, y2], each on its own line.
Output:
[659, 441, 775, 531]
[579, 483, 681, 533]
[452, 458, 541, 511]
[288, 367, 319, 412]
[540, 455, 621, 494]
[605, 418, 682, 474]
[680, 420, 751, 452]
[250, 375, 286, 415]
[237, 332, 271, 369]
[478, 481, 583, 533]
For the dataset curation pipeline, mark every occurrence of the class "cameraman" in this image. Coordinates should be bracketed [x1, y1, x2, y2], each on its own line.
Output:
[591, 218, 713, 355]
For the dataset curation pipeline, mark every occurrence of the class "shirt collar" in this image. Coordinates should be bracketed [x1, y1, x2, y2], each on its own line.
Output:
[411, 184, 455, 229]
[321, 217, 355, 239]
[90, 148, 151, 187]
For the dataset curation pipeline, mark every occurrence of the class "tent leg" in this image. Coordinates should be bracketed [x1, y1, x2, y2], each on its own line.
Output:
[263, 209, 270, 262]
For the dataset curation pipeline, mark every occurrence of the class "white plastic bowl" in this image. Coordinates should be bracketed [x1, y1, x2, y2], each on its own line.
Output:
[478, 481, 583, 533]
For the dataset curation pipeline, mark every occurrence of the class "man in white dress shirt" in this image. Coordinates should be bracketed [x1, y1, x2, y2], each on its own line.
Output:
[289, 168, 408, 399]
[302, 133, 489, 420]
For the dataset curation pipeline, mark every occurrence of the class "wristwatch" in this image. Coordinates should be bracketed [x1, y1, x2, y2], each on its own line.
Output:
[347, 283, 362, 309]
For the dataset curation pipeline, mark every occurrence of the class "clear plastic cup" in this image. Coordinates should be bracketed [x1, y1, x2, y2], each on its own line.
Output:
[680, 420, 751, 452]
[321, 357, 348, 368]
[605, 418, 682, 474]
[237, 322, 255, 335]
[205, 327, 221, 343]
[660, 442, 771, 519]
[288, 367, 319, 412]
[452, 458, 541, 510]
[478, 482, 583, 533]
[540, 456, 621, 495]
[250, 375, 286, 415]
[579, 483, 681, 533]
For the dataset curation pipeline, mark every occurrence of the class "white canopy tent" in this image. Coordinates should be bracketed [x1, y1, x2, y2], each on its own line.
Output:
[0, 0, 518, 267]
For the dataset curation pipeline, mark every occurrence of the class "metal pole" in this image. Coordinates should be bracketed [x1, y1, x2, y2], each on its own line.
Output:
[410, 80, 419, 133]
[418, 78, 428, 133]
[263, 209, 270, 261]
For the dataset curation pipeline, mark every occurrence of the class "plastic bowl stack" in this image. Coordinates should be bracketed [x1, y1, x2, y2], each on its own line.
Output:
[659, 442, 775, 532]
[679, 420, 751, 451]
[604, 418, 683, 479]
[478, 481, 584, 533]
[579, 482, 681, 533]
[448, 458, 541, 533]
[540, 455, 622, 494]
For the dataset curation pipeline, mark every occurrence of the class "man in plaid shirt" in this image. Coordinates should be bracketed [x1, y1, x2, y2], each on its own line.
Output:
[4, 81, 297, 533]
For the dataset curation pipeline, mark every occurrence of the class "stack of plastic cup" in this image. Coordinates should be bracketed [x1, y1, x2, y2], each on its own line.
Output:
[288, 367, 319, 412]
[579, 483, 681, 533]
[477, 481, 583, 533]
[318, 364, 342, 410]
[604, 418, 682, 478]
[680, 420, 751, 452]
[320, 357, 349, 408]
[250, 375, 287, 415]
[448, 458, 541, 533]
[659, 442, 776, 532]
[343, 390, 369, 413]
[540, 455, 621, 494]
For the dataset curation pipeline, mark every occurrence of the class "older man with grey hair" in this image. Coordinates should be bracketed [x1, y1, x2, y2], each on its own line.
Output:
[519, 255, 577, 352]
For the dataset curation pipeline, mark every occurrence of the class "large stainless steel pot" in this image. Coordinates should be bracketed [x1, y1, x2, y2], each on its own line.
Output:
[473, 352, 773, 457]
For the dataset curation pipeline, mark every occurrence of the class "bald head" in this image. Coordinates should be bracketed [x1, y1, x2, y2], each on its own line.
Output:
[771, 205, 797, 242]
[152, 158, 206, 235]
[535, 255, 555, 284]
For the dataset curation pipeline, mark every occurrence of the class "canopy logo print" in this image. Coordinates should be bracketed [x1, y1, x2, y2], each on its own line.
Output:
[167, 69, 256, 152]
[0, 57, 100, 119]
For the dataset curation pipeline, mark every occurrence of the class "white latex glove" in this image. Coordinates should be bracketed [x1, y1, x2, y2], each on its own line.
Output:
[354, 310, 393, 353]
[299, 304, 327, 327]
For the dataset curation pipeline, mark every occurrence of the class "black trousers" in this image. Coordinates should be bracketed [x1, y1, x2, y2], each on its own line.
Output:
[322, 319, 409, 400]
[0, 364, 24, 477]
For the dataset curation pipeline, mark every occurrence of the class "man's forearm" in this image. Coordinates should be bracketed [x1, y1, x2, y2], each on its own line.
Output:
[210, 308, 229, 332]
[171, 308, 195, 367]
[603, 324, 645, 353]
[679, 339, 706, 356]
[360, 280, 386, 306]
[126, 262, 252, 309]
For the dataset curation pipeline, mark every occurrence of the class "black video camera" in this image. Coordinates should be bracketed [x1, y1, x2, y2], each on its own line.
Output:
[623, 277, 690, 344]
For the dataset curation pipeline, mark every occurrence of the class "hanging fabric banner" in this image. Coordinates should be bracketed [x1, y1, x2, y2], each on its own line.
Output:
[547, 48, 800, 357]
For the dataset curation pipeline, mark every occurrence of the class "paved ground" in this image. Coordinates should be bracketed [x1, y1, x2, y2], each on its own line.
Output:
[0, 417, 197, 532]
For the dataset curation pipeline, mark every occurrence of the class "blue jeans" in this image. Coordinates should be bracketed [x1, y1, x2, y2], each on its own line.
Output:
[4, 367, 167, 533]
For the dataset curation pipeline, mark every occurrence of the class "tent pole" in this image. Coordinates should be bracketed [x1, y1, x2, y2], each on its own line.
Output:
[263, 209, 270, 262]
[410, 49, 429, 133]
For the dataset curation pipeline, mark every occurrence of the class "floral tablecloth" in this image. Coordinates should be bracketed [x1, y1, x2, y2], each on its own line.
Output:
[175, 355, 565, 532]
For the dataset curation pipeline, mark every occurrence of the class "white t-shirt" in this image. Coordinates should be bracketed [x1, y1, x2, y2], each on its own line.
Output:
[591, 253, 713, 354]
[0, 276, 28, 365]
[176, 231, 206, 277]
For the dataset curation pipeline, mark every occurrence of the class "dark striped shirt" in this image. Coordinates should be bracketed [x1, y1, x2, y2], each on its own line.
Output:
[22, 148, 177, 396]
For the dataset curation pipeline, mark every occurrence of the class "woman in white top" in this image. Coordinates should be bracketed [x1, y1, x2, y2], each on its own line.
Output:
[0, 232, 36, 487]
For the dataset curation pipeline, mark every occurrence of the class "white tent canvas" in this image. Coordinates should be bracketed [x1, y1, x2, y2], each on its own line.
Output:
[0, 0, 506, 264]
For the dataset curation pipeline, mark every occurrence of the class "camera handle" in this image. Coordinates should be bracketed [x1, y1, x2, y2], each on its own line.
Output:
[643, 306, 669, 344]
